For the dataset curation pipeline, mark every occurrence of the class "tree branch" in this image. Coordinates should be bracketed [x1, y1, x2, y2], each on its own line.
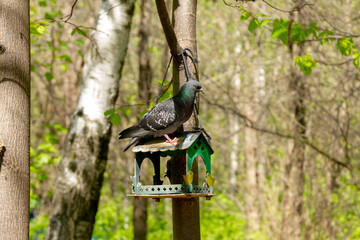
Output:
[203, 97, 353, 171]
[61, 0, 79, 23]
[262, 0, 313, 13]
[155, 0, 182, 54]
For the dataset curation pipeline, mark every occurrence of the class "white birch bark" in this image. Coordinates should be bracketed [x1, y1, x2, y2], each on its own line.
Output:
[47, 1, 135, 239]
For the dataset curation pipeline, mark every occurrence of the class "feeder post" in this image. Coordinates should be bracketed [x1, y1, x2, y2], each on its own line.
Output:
[171, 1, 200, 240]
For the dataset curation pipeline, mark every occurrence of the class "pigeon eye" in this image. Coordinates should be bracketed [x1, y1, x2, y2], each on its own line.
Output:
[195, 85, 200, 89]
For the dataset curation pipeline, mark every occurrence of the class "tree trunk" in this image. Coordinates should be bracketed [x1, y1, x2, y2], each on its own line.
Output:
[133, 0, 152, 239]
[281, 1, 306, 239]
[171, 1, 200, 240]
[244, 102, 260, 233]
[47, 0, 135, 239]
[0, 0, 30, 239]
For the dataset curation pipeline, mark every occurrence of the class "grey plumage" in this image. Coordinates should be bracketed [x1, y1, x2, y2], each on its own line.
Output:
[119, 80, 204, 151]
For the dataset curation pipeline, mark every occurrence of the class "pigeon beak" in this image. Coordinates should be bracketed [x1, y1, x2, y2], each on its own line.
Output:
[200, 89, 205, 94]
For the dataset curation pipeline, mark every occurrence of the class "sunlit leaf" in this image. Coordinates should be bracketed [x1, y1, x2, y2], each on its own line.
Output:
[248, 18, 259, 33]
[110, 113, 121, 125]
[104, 109, 116, 116]
[259, 19, 272, 28]
[294, 54, 317, 75]
[239, 10, 252, 22]
[255, 13, 268, 17]
[37, 143, 58, 153]
[272, 19, 289, 45]
[337, 38, 354, 56]
[53, 124, 68, 133]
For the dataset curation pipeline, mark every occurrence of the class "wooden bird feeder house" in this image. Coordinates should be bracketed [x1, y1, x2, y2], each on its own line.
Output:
[128, 131, 215, 201]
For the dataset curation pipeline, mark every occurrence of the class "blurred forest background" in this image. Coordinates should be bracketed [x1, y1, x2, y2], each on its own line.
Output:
[29, 0, 360, 239]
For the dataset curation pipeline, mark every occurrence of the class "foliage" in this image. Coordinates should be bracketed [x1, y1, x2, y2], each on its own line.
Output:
[29, 0, 360, 239]
[294, 54, 317, 75]
[30, 214, 49, 240]
[238, 6, 359, 73]
[201, 195, 247, 240]
[30, 124, 67, 211]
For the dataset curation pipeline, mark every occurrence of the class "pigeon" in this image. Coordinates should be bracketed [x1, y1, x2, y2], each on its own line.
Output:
[119, 80, 204, 151]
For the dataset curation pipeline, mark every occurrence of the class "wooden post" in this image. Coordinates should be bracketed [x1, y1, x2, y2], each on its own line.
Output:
[155, 1, 200, 239]
[171, 1, 200, 239]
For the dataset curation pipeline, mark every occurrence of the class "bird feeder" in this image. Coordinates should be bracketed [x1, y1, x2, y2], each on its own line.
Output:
[128, 131, 215, 201]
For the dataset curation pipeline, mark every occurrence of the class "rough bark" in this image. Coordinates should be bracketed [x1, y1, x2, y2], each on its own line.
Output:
[133, 198, 148, 240]
[155, 0, 200, 239]
[171, 1, 200, 240]
[133, 0, 152, 239]
[281, 1, 306, 239]
[0, 0, 30, 239]
[47, 1, 135, 239]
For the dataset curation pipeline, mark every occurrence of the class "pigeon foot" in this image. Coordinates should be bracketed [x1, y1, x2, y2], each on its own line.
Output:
[164, 134, 179, 145]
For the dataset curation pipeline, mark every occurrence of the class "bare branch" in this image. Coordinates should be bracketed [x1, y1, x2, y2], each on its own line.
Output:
[203, 96, 353, 171]
[155, 0, 182, 54]
[262, 0, 313, 13]
[61, 0, 79, 23]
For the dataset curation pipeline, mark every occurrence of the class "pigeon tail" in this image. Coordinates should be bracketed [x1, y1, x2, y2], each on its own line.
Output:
[123, 137, 138, 152]
[119, 125, 148, 139]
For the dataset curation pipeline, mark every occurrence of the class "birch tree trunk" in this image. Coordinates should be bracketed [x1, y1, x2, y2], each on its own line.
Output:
[0, 0, 30, 239]
[281, 1, 306, 239]
[47, 0, 135, 239]
[243, 34, 266, 235]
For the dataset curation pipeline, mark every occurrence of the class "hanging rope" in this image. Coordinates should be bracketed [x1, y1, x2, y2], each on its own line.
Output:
[154, 55, 173, 106]
[153, 48, 211, 140]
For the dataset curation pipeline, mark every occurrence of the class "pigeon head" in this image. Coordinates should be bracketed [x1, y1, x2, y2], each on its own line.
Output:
[182, 80, 205, 95]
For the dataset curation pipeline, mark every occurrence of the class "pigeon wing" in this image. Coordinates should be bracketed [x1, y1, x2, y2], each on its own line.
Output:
[139, 100, 177, 131]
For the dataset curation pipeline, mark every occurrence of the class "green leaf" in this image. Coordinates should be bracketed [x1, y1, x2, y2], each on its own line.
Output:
[255, 13, 268, 17]
[35, 152, 52, 166]
[307, 22, 320, 38]
[44, 10, 62, 19]
[30, 147, 36, 158]
[43, 132, 59, 144]
[38, 21, 51, 26]
[38, 0, 47, 6]
[239, 10, 252, 22]
[71, 28, 87, 37]
[53, 156, 61, 164]
[104, 109, 116, 116]
[337, 38, 354, 56]
[259, 19, 272, 28]
[290, 23, 308, 42]
[60, 64, 69, 71]
[37, 143, 58, 153]
[248, 18, 259, 33]
[294, 54, 317, 75]
[271, 19, 289, 45]
[119, 107, 132, 117]
[319, 29, 335, 44]
[75, 39, 84, 46]
[53, 123, 68, 133]
[352, 51, 360, 68]
[110, 113, 121, 125]
[45, 72, 53, 81]
[60, 54, 72, 63]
